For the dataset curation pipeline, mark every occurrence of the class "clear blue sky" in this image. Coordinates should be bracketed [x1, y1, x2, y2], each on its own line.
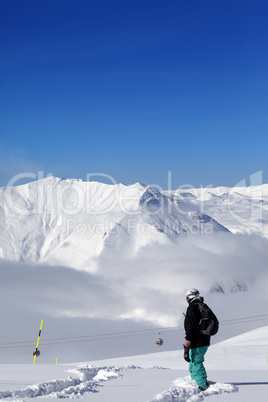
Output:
[0, 0, 267, 189]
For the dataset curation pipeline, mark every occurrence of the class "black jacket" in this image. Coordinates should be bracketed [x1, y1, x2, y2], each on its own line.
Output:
[184, 299, 211, 349]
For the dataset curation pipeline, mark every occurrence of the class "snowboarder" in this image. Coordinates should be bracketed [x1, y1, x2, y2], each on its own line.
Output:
[183, 289, 217, 391]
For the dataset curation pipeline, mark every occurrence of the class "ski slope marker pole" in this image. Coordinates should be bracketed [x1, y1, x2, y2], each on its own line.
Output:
[56, 356, 58, 365]
[33, 319, 43, 365]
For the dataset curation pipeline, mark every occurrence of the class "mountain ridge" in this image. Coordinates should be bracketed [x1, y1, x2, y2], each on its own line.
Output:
[1, 177, 267, 270]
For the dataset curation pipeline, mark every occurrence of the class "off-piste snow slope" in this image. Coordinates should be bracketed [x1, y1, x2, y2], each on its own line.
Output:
[1, 176, 267, 271]
[0, 326, 267, 401]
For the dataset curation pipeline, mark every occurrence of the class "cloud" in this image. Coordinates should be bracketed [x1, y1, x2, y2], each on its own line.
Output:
[1, 231, 268, 363]
[0, 260, 119, 319]
[98, 232, 268, 325]
[1, 232, 268, 327]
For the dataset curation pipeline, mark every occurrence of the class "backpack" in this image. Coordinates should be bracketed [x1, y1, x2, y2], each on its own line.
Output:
[197, 302, 219, 336]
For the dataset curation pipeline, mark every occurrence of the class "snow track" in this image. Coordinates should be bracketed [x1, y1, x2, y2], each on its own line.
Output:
[150, 375, 238, 401]
[0, 368, 239, 401]
[0, 365, 121, 399]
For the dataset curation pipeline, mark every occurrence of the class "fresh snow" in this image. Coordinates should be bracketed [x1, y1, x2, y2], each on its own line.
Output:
[0, 365, 122, 399]
[151, 376, 237, 401]
[215, 326, 268, 346]
[0, 327, 267, 401]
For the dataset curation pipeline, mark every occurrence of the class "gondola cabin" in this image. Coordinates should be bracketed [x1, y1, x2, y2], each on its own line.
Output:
[156, 338, 163, 347]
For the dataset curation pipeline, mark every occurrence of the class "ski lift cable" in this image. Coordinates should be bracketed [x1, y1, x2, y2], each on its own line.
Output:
[0, 326, 178, 348]
[0, 314, 267, 350]
[0, 326, 181, 348]
[220, 317, 268, 326]
[4, 311, 265, 347]
[0, 327, 179, 350]
[0, 314, 267, 348]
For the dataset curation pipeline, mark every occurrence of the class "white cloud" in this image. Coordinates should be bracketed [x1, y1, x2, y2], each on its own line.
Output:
[1, 232, 268, 327]
[1, 231, 268, 363]
[97, 232, 268, 326]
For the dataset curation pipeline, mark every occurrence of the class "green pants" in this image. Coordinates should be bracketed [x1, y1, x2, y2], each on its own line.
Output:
[189, 346, 208, 389]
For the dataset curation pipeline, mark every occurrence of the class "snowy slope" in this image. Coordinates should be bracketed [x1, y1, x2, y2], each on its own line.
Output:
[0, 327, 267, 401]
[214, 325, 268, 346]
[0, 177, 228, 270]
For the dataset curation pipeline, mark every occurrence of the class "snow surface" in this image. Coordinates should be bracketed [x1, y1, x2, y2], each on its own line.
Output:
[0, 327, 267, 401]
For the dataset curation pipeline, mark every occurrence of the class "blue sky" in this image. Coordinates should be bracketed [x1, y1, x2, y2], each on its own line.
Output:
[0, 0, 267, 189]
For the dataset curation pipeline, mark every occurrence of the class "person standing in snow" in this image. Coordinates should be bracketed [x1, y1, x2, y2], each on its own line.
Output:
[183, 289, 217, 391]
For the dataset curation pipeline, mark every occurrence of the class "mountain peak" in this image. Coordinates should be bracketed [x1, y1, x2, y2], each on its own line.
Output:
[0, 178, 267, 270]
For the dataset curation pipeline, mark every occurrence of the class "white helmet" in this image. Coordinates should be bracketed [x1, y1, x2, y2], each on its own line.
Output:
[185, 289, 200, 303]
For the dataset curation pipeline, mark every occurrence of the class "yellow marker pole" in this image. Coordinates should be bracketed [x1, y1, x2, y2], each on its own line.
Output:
[56, 356, 58, 365]
[33, 319, 43, 365]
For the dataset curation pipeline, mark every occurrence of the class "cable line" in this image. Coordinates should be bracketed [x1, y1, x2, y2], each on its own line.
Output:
[0, 314, 267, 351]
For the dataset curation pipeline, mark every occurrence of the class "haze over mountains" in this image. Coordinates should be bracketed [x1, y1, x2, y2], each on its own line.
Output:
[1, 177, 267, 271]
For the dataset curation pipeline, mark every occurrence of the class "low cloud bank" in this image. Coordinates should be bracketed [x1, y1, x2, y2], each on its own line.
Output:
[98, 232, 268, 324]
[1, 232, 267, 325]
[1, 232, 268, 362]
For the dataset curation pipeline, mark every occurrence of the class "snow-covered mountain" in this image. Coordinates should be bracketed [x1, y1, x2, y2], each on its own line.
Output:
[0, 177, 229, 270]
[168, 184, 268, 237]
[0, 177, 267, 270]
